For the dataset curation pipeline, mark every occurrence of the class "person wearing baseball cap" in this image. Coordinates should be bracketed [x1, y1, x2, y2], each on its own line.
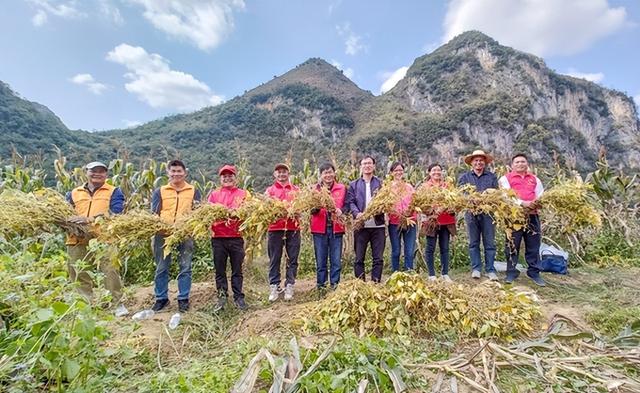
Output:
[458, 150, 499, 281]
[65, 160, 128, 317]
[208, 163, 249, 311]
[265, 162, 300, 302]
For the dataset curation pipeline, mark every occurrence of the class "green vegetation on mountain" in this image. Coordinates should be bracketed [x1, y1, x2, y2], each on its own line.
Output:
[1, 32, 638, 184]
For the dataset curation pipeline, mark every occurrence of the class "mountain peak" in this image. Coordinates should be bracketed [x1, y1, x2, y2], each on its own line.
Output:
[245, 57, 372, 112]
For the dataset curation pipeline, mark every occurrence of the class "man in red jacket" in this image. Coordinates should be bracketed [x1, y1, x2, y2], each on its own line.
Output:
[208, 164, 248, 311]
[265, 163, 300, 302]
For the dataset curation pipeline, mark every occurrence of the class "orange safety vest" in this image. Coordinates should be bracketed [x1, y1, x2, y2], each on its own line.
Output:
[159, 183, 196, 224]
[66, 183, 116, 245]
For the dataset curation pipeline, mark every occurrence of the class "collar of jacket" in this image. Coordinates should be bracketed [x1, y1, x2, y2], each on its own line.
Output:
[165, 181, 194, 191]
[273, 181, 293, 189]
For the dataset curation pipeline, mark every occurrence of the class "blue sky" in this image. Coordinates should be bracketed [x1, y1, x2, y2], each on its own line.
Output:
[1, 0, 638, 131]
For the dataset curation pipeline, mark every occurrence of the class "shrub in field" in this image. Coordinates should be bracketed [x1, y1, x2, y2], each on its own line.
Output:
[302, 272, 540, 340]
[0, 241, 114, 391]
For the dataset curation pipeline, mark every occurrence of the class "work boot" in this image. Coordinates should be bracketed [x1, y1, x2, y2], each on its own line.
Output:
[151, 299, 169, 312]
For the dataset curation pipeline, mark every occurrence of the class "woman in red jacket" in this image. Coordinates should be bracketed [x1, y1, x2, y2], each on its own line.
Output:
[310, 162, 346, 291]
[422, 163, 456, 282]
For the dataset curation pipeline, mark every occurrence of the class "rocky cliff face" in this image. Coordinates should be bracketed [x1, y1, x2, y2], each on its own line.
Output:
[2, 33, 639, 176]
[382, 31, 640, 169]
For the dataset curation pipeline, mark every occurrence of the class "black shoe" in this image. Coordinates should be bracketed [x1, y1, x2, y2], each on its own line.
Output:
[178, 299, 190, 313]
[527, 272, 546, 287]
[234, 297, 248, 311]
[151, 299, 169, 312]
[505, 271, 520, 284]
[213, 296, 227, 313]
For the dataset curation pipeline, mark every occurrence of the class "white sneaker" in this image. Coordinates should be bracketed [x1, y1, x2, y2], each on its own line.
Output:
[268, 284, 279, 302]
[284, 284, 294, 301]
[486, 272, 499, 281]
[471, 270, 481, 279]
[428, 276, 436, 282]
[114, 304, 129, 317]
[442, 275, 453, 283]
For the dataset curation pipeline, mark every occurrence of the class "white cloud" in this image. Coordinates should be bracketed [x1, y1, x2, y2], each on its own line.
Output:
[99, 0, 123, 25]
[129, 0, 245, 51]
[328, 0, 342, 14]
[330, 60, 354, 80]
[634, 95, 640, 109]
[106, 43, 223, 111]
[564, 68, 604, 83]
[443, 0, 628, 56]
[336, 22, 367, 56]
[32, 9, 47, 26]
[70, 73, 108, 95]
[379, 66, 409, 94]
[123, 119, 142, 128]
[26, 0, 85, 26]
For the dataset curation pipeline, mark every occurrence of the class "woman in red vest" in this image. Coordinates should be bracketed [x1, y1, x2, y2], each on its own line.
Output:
[422, 163, 456, 282]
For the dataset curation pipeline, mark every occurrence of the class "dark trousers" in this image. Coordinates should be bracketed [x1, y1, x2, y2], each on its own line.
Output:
[354, 227, 386, 282]
[426, 226, 450, 276]
[211, 237, 245, 300]
[505, 214, 541, 277]
[267, 230, 301, 287]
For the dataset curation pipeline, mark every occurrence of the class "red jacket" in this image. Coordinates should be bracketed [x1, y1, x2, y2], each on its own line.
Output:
[310, 182, 347, 235]
[425, 179, 456, 225]
[208, 186, 247, 238]
[266, 181, 300, 231]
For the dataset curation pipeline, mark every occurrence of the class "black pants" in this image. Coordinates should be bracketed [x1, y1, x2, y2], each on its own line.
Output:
[354, 227, 386, 282]
[211, 237, 245, 300]
[505, 214, 541, 276]
[268, 230, 301, 287]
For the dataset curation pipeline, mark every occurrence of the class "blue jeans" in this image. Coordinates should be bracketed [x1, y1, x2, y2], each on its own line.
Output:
[388, 224, 417, 271]
[426, 225, 450, 276]
[153, 234, 193, 301]
[465, 212, 496, 273]
[313, 225, 343, 288]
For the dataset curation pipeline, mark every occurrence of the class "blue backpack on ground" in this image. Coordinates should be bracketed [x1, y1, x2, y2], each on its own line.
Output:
[540, 247, 568, 275]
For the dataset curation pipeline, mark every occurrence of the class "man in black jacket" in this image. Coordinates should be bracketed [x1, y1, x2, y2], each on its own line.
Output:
[346, 155, 386, 282]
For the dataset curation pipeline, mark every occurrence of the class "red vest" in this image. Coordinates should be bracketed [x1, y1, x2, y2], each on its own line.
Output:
[310, 182, 347, 235]
[265, 181, 300, 231]
[208, 186, 247, 238]
[505, 172, 538, 202]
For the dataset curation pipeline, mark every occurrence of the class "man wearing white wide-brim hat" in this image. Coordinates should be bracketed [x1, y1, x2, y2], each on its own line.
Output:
[458, 150, 499, 281]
